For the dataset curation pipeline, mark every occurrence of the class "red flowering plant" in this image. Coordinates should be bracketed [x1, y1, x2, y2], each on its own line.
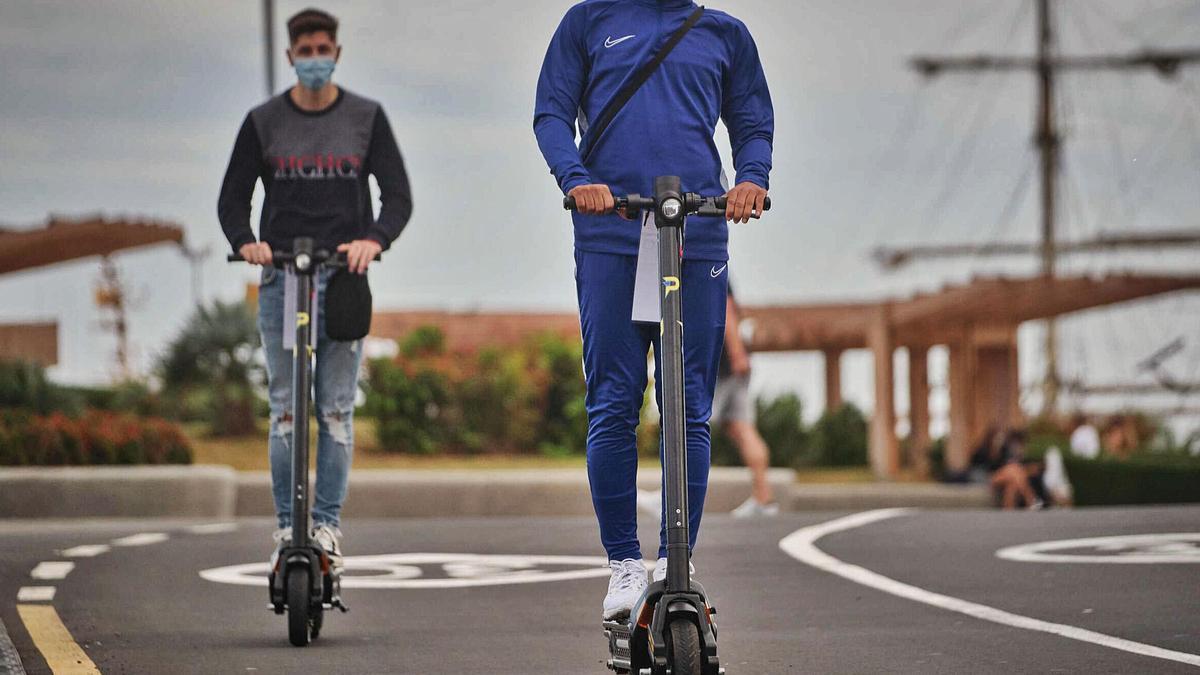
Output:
[0, 409, 193, 467]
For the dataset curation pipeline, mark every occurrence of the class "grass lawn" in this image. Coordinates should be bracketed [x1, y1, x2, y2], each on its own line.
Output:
[185, 418, 588, 472]
[187, 420, 888, 482]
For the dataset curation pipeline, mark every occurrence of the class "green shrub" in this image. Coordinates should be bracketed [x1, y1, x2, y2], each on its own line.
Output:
[157, 300, 262, 436]
[365, 356, 451, 455]
[1066, 454, 1200, 506]
[0, 359, 83, 415]
[366, 328, 591, 456]
[711, 392, 808, 468]
[459, 348, 540, 453]
[756, 393, 809, 467]
[806, 403, 869, 466]
[533, 334, 588, 457]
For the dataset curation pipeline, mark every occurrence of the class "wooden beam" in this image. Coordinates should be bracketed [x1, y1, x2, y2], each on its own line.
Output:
[946, 327, 974, 474]
[907, 346, 931, 476]
[0, 217, 184, 276]
[823, 348, 843, 412]
[867, 306, 899, 479]
[874, 230, 1200, 270]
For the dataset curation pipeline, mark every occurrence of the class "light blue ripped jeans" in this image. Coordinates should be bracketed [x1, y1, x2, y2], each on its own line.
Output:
[258, 266, 363, 529]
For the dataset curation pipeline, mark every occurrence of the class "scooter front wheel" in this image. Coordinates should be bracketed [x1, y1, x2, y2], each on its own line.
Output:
[666, 619, 701, 675]
[287, 566, 312, 647]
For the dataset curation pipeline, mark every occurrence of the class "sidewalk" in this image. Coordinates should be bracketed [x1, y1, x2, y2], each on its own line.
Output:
[0, 466, 990, 519]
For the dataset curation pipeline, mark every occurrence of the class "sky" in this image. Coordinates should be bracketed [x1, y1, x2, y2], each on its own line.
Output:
[1, 0, 1199, 436]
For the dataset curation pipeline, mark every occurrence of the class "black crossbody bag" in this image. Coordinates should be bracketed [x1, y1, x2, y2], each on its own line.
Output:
[577, 6, 706, 163]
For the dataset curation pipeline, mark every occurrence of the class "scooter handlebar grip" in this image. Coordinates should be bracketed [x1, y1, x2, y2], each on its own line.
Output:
[563, 195, 631, 212]
[710, 196, 771, 211]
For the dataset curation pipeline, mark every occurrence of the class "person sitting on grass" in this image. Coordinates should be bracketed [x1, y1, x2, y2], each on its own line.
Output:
[971, 428, 1044, 510]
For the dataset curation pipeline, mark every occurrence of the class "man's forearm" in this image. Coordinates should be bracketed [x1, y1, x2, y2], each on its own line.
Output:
[534, 114, 591, 193]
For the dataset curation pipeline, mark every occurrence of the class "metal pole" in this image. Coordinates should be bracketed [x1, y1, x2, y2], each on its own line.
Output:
[1036, 0, 1060, 414]
[263, 0, 276, 97]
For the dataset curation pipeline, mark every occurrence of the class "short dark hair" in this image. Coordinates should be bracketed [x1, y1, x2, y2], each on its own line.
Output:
[287, 8, 338, 44]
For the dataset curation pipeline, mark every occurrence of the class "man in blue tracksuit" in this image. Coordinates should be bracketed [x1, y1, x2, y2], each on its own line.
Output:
[533, 0, 773, 619]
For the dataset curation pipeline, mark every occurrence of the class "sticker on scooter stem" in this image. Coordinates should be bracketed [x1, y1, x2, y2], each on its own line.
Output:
[200, 553, 643, 589]
[662, 276, 679, 296]
[296, 312, 310, 327]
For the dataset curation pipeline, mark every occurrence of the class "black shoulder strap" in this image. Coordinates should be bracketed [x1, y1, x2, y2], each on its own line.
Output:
[578, 5, 705, 163]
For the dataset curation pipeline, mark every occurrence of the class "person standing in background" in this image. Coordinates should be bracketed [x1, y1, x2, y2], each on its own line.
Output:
[713, 285, 778, 517]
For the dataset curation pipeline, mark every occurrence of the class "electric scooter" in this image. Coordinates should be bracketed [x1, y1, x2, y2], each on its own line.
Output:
[565, 176, 770, 675]
[228, 236, 371, 646]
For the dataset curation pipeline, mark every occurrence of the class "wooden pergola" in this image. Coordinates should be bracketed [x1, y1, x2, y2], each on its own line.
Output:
[0, 216, 184, 276]
[743, 273, 1200, 477]
[0, 216, 185, 365]
[374, 273, 1200, 479]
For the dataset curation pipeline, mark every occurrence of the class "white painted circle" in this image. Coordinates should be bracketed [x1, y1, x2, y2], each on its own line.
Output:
[996, 533, 1200, 564]
[200, 553, 619, 589]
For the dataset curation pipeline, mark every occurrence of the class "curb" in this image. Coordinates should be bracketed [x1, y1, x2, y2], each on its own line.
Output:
[0, 465, 237, 519]
[234, 467, 798, 518]
[0, 616, 25, 675]
[788, 482, 992, 510]
[0, 466, 991, 519]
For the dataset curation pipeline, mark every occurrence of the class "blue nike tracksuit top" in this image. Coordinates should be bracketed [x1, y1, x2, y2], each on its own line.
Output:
[534, 0, 774, 261]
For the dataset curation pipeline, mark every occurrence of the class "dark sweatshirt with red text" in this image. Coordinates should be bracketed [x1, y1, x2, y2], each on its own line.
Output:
[218, 88, 413, 253]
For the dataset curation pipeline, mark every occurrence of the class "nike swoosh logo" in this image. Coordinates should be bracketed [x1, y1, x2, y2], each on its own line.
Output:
[710, 264, 728, 278]
[604, 35, 635, 48]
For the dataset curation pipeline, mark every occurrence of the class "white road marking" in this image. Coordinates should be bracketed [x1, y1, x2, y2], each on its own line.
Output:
[996, 533, 1200, 564]
[112, 532, 168, 546]
[201, 553, 626, 589]
[187, 522, 239, 535]
[30, 562, 74, 580]
[17, 587, 56, 602]
[779, 509, 1200, 669]
[59, 544, 111, 558]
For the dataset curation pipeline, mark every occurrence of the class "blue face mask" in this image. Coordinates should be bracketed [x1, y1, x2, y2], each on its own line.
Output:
[294, 57, 336, 90]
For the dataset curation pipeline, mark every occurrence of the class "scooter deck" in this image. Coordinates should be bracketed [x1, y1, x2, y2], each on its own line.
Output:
[603, 620, 634, 673]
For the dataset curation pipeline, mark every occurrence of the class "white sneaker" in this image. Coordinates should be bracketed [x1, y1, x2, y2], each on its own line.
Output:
[312, 523, 344, 572]
[731, 496, 780, 518]
[652, 557, 696, 583]
[270, 527, 292, 569]
[603, 559, 649, 620]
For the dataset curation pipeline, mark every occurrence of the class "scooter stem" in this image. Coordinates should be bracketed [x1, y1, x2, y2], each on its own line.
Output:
[290, 237, 315, 548]
[653, 176, 691, 594]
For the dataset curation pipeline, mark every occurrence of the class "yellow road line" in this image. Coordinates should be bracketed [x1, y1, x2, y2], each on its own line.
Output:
[16, 605, 100, 674]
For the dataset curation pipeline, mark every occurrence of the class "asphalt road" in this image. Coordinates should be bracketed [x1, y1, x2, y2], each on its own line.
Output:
[1, 506, 1197, 674]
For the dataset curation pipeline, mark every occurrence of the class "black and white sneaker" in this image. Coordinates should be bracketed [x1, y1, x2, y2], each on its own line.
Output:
[312, 523, 344, 573]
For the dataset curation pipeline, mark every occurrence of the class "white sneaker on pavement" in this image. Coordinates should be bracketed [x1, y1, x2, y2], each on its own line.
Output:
[270, 527, 291, 569]
[603, 559, 649, 620]
[652, 557, 696, 583]
[731, 496, 780, 518]
[312, 523, 344, 573]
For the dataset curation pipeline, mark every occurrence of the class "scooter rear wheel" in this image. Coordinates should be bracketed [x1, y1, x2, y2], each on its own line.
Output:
[666, 619, 701, 675]
[287, 566, 312, 647]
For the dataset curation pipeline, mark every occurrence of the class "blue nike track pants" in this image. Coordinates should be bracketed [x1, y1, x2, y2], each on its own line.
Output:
[575, 248, 728, 561]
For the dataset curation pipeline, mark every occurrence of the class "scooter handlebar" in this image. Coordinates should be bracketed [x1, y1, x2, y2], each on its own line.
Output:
[226, 250, 381, 267]
[562, 194, 770, 217]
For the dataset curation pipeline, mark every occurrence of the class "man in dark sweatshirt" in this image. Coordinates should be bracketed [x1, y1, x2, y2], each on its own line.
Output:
[218, 8, 412, 569]
[534, 0, 773, 619]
